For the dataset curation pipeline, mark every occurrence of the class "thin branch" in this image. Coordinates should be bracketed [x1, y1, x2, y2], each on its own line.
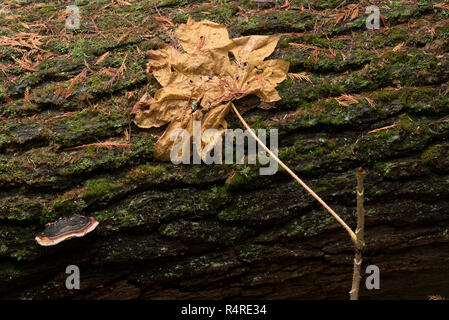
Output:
[349, 167, 367, 300]
[231, 103, 357, 244]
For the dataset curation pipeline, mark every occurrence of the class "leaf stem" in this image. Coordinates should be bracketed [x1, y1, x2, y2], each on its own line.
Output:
[231, 103, 357, 244]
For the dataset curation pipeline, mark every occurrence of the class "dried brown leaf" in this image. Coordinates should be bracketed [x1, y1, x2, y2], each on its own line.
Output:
[134, 18, 289, 160]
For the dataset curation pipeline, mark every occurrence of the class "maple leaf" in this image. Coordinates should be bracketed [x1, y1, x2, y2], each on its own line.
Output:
[132, 18, 290, 161]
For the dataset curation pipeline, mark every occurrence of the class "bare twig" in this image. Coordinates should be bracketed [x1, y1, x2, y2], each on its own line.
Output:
[231, 103, 357, 244]
[367, 123, 398, 134]
[350, 167, 367, 300]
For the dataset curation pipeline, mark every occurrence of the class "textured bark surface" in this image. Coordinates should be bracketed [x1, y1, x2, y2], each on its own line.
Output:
[1, 0, 449, 299]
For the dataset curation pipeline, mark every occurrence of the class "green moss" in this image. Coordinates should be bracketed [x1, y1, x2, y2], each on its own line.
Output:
[186, 3, 239, 24]
[159, 224, 178, 237]
[41, 195, 87, 224]
[58, 137, 155, 178]
[70, 37, 134, 60]
[158, 0, 188, 7]
[225, 164, 263, 190]
[236, 10, 313, 35]
[0, 245, 7, 254]
[0, 266, 22, 279]
[49, 110, 127, 147]
[421, 145, 444, 166]
[11, 248, 31, 261]
[129, 164, 167, 183]
[0, 194, 40, 221]
[94, 184, 231, 230]
[436, 5, 449, 20]
[84, 177, 120, 199]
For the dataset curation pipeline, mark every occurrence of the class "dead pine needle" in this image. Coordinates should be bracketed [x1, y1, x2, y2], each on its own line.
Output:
[367, 123, 398, 134]
[287, 72, 312, 83]
[64, 141, 132, 151]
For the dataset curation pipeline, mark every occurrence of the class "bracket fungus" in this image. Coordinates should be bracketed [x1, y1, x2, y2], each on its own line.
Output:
[35, 215, 99, 246]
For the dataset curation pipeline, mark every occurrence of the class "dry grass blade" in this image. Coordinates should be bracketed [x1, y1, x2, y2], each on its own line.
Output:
[333, 4, 359, 26]
[12, 56, 37, 72]
[367, 123, 399, 134]
[103, 53, 128, 89]
[95, 52, 111, 65]
[64, 67, 89, 99]
[434, 4, 449, 10]
[443, 87, 449, 96]
[364, 96, 376, 109]
[124, 129, 130, 141]
[335, 94, 359, 106]
[65, 141, 132, 151]
[153, 15, 174, 27]
[334, 13, 345, 26]
[288, 72, 312, 83]
[24, 87, 31, 104]
[44, 112, 76, 123]
[380, 13, 388, 28]
[117, 30, 131, 45]
[350, 7, 359, 20]
[289, 42, 325, 51]
[0, 32, 50, 75]
[280, 0, 290, 9]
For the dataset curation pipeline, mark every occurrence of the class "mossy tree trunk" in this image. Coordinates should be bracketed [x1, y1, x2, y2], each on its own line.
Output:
[1, 0, 449, 299]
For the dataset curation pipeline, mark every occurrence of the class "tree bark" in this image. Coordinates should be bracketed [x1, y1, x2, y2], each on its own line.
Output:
[1, 0, 449, 300]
